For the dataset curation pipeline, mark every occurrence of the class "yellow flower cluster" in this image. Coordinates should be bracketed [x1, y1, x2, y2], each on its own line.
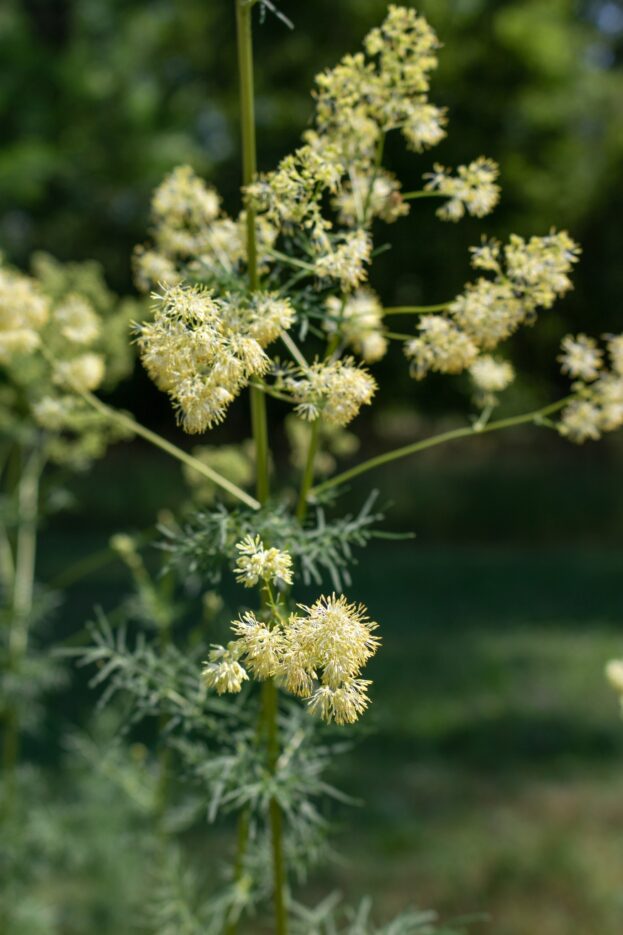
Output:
[606, 659, 623, 701]
[245, 6, 450, 254]
[246, 143, 343, 248]
[325, 289, 388, 363]
[424, 158, 500, 221]
[0, 265, 49, 363]
[233, 534, 294, 589]
[334, 169, 409, 227]
[558, 333, 623, 442]
[469, 355, 515, 408]
[136, 284, 294, 433]
[314, 5, 444, 158]
[313, 230, 372, 292]
[405, 231, 580, 380]
[203, 540, 381, 725]
[279, 357, 377, 427]
[0, 258, 108, 395]
[134, 165, 278, 291]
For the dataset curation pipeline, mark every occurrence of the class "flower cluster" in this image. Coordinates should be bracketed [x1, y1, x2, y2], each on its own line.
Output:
[424, 158, 501, 221]
[0, 254, 141, 464]
[203, 538, 381, 726]
[313, 230, 372, 292]
[405, 231, 580, 380]
[0, 265, 50, 363]
[314, 5, 445, 159]
[558, 333, 623, 442]
[278, 357, 377, 427]
[136, 284, 294, 433]
[325, 289, 388, 363]
[606, 659, 623, 706]
[469, 355, 515, 408]
[245, 6, 455, 263]
[134, 165, 278, 291]
[233, 534, 293, 589]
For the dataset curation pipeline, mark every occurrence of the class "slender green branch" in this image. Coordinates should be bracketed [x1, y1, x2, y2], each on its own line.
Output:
[361, 132, 385, 222]
[402, 189, 449, 201]
[280, 331, 308, 370]
[78, 390, 260, 510]
[10, 446, 42, 659]
[295, 421, 319, 523]
[310, 398, 572, 497]
[383, 303, 450, 315]
[267, 247, 316, 274]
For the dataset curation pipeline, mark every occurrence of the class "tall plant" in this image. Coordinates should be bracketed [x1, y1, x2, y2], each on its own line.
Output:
[3, 3, 623, 932]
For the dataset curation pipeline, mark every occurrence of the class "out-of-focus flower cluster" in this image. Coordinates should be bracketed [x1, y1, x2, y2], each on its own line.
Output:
[557, 333, 623, 442]
[135, 283, 294, 433]
[0, 253, 138, 467]
[202, 537, 381, 725]
[424, 158, 500, 221]
[134, 165, 278, 293]
[404, 231, 580, 381]
[275, 357, 377, 427]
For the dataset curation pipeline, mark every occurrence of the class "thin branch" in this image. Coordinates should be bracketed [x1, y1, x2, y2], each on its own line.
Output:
[280, 331, 309, 370]
[310, 397, 572, 497]
[383, 303, 450, 315]
[80, 390, 261, 510]
[402, 190, 449, 201]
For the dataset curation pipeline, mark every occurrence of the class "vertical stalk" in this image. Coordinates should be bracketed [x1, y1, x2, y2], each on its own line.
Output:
[236, 0, 269, 504]
[295, 421, 319, 523]
[3, 445, 42, 808]
[261, 678, 288, 935]
[234, 3, 287, 933]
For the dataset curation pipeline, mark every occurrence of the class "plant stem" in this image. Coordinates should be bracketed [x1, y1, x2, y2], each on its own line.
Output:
[383, 303, 449, 315]
[280, 331, 308, 370]
[3, 445, 43, 809]
[402, 190, 449, 201]
[295, 421, 319, 523]
[261, 678, 288, 935]
[78, 390, 261, 510]
[236, 0, 270, 505]
[235, 3, 287, 933]
[310, 398, 571, 497]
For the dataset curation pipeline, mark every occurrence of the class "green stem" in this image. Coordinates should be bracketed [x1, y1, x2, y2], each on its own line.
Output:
[3, 445, 43, 808]
[402, 190, 449, 201]
[237, 0, 270, 505]
[267, 247, 316, 274]
[79, 390, 260, 510]
[295, 421, 319, 523]
[310, 398, 571, 497]
[261, 678, 288, 935]
[235, 4, 286, 933]
[280, 331, 308, 370]
[361, 132, 385, 223]
[383, 303, 450, 315]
